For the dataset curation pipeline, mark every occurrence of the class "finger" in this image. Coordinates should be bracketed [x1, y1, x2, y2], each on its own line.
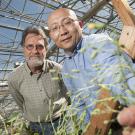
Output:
[123, 127, 133, 135]
[131, 129, 135, 135]
[117, 106, 135, 127]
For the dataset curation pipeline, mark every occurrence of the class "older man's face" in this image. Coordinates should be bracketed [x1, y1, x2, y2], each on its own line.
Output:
[24, 33, 46, 68]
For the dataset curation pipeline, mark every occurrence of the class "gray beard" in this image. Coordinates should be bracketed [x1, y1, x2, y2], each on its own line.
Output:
[26, 57, 44, 68]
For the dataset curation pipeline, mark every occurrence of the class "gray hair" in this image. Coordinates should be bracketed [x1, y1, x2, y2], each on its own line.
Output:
[21, 26, 48, 50]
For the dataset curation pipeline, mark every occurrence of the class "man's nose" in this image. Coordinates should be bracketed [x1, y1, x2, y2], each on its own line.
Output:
[32, 46, 39, 53]
[59, 25, 68, 36]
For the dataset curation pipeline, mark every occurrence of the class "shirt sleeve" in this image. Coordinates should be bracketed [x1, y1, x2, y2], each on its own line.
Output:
[93, 37, 135, 105]
[58, 73, 71, 105]
[8, 76, 24, 111]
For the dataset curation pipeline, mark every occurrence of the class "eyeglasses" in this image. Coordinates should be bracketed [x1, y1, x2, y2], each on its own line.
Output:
[25, 44, 45, 51]
[49, 18, 77, 34]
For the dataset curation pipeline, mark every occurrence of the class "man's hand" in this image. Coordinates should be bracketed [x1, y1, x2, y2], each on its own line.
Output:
[117, 105, 135, 135]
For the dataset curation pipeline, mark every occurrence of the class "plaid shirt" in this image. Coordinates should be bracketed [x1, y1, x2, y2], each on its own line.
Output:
[8, 60, 68, 122]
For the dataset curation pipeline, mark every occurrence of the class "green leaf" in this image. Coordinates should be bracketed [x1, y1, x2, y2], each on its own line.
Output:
[6, 112, 19, 123]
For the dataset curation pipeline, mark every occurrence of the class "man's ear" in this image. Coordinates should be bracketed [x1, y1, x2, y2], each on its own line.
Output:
[79, 20, 83, 28]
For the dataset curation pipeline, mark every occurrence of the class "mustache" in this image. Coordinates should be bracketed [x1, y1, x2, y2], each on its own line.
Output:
[26, 56, 44, 67]
[25, 56, 41, 61]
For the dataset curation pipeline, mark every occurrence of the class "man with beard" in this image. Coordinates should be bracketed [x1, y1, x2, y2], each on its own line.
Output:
[8, 26, 69, 135]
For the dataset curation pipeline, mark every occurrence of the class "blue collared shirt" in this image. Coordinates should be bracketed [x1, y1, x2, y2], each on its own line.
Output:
[61, 33, 135, 125]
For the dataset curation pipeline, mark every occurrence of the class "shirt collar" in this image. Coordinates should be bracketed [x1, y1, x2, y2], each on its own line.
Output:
[132, 59, 135, 63]
[64, 37, 83, 58]
[24, 62, 31, 75]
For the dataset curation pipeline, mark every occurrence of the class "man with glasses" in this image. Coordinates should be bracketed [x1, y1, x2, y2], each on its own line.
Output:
[47, 8, 135, 133]
[8, 26, 69, 135]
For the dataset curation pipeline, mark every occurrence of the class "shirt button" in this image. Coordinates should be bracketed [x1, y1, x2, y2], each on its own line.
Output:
[44, 99, 47, 103]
